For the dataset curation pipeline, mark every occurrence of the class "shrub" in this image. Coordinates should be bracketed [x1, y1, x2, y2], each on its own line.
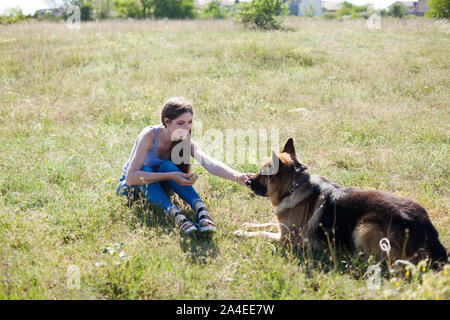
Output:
[153, 0, 195, 19]
[114, 0, 143, 18]
[388, 3, 408, 18]
[201, 0, 227, 19]
[236, 0, 289, 30]
[336, 7, 354, 17]
[0, 8, 27, 24]
[332, 1, 370, 20]
[323, 12, 336, 19]
[96, 0, 115, 19]
[426, 0, 450, 19]
[379, 9, 388, 17]
[350, 12, 364, 19]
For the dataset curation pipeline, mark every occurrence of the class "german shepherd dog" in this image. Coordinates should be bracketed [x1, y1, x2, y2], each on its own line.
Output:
[236, 138, 448, 269]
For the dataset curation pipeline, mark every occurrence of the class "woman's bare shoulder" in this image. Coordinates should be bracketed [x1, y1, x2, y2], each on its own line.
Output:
[136, 126, 157, 149]
[138, 126, 156, 139]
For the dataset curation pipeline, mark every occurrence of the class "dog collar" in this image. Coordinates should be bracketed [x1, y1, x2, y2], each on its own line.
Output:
[288, 183, 299, 195]
[280, 173, 309, 202]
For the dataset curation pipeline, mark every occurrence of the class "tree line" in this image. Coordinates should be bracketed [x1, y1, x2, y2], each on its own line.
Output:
[0, 0, 232, 23]
[74, 0, 198, 20]
[1, 0, 448, 26]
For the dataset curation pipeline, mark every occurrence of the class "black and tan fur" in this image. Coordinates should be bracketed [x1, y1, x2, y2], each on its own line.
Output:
[235, 138, 448, 269]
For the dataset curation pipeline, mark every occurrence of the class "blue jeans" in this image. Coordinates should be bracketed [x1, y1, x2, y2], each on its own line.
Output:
[116, 160, 202, 214]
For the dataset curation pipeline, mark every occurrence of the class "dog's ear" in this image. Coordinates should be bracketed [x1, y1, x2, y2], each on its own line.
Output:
[282, 138, 296, 156]
[261, 150, 280, 175]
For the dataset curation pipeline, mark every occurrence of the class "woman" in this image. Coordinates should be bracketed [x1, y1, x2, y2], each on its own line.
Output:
[116, 97, 253, 236]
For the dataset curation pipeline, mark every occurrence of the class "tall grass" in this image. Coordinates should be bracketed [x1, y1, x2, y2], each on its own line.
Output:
[0, 17, 448, 299]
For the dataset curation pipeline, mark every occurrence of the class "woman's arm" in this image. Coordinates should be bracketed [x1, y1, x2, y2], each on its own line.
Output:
[125, 128, 173, 186]
[191, 140, 254, 185]
[125, 128, 194, 186]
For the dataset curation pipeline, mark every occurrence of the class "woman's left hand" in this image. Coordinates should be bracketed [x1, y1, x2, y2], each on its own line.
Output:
[234, 173, 255, 186]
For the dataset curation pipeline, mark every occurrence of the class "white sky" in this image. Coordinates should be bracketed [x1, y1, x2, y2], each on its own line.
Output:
[0, 0, 62, 15]
[0, 0, 405, 15]
[347, 0, 399, 8]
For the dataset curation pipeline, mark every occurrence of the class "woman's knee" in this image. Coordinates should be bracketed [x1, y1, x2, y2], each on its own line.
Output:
[116, 181, 143, 205]
[158, 160, 180, 173]
[116, 180, 128, 196]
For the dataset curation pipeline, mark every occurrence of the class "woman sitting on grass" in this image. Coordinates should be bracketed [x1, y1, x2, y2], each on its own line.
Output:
[117, 97, 253, 236]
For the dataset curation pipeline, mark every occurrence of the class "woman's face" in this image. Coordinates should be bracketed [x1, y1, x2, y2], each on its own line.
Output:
[165, 112, 193, 141]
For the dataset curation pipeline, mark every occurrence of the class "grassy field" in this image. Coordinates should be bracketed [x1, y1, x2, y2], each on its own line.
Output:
[0, 17, 449, 300]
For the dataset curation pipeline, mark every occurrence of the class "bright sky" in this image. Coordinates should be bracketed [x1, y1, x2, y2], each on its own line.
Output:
[347, 0, 399, 8]
[0, 0, 61, 15]
[0, 0, 405, 15]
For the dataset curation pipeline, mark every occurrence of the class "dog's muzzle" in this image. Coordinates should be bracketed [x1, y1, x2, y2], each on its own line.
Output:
[246, 178, 268, 197]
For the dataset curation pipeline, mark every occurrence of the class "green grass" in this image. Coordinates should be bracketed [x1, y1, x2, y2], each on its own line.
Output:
[0, 17, 449, 299]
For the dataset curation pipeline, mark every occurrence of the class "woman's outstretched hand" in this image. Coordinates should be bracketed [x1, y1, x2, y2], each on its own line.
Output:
[170, 172, 195, 186]
[234, 173, 255, 186]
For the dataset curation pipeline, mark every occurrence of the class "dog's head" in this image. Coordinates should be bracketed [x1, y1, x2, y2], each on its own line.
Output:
[246, 138, 308, 206]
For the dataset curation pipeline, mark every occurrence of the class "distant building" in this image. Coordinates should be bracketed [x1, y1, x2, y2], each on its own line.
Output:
[388, 1, 429, 16]
[35, 7, 65, 17]
[322, 1, 343, 13]
[416, 0, 429, 16]
[287, 0, 323, 16]
[391, 1, 417, 12]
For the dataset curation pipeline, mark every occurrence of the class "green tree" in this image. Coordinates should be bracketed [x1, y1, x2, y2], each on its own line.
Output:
[426, 0, 450, 19]
[201, 0, 227, 19]
[153, 0, 195, 19]
[342, 1, 354, 9]
[333, 1, 369, 19]
[94, 0, 114, 19]
[388, 2, 408, 18]
[236, 0, 289, 30]
[0, 8, 27, 24]
[379, 9, 388, 17]
[140, 0, 153, 18]
[114, 0, 142, 18]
